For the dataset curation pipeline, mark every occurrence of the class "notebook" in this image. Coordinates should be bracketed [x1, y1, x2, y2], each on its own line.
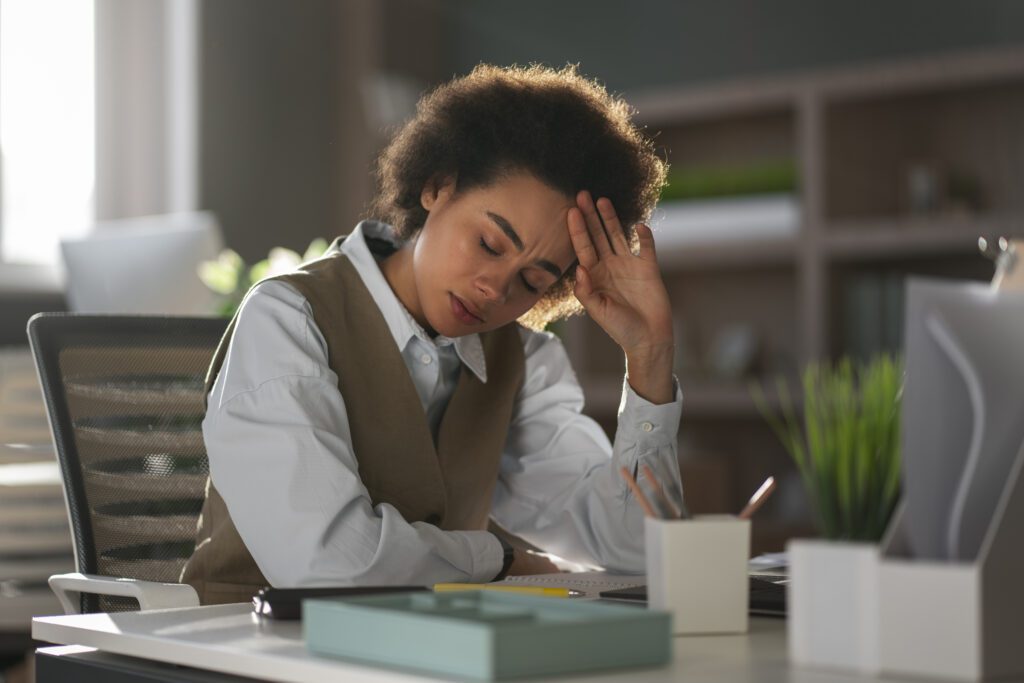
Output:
[500, 570, 788, 616]
[598, 574, 787, 617]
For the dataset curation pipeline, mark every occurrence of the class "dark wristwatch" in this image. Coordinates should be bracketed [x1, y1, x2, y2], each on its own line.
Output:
[492, 535, 515, 581]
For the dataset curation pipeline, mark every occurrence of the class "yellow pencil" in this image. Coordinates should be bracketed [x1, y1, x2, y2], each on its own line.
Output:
[432, 583, 580, 598]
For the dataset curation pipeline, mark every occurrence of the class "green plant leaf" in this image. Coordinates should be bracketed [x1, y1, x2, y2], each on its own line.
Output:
[303, 238, 329, 262]
[197, 249, 243, 295]
[752, 354, 903, 541]
[248, 258, 271, 284]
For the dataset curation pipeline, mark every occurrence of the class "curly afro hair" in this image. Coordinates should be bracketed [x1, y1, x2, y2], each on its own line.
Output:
[370, 63, 667, 330]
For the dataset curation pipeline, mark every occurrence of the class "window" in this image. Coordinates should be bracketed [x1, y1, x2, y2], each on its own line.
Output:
[1, 0, 95, 264]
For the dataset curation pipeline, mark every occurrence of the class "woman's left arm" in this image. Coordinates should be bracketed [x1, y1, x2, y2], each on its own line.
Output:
[491, 192, 686, 572]
[490, 328, 684, 573]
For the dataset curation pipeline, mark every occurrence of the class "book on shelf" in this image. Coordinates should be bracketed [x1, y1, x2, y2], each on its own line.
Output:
[842, 271, 905, 362]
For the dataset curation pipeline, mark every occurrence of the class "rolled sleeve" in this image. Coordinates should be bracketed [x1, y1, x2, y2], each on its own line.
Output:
[491, 329, 685, 574]
[615, 376, 683, 453]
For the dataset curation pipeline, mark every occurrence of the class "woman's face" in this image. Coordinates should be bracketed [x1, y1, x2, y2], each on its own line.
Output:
[410, 172, 577, 338]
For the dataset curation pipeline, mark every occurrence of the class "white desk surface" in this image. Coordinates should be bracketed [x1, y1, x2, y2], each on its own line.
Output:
[33, 602, 926, 683]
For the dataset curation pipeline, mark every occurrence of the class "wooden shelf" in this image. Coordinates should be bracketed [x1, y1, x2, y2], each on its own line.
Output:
[580, 375, 800, 420]
[824, 213, 1024, 261]
[656, 235, 798, 271]
[629, 45, 1024, 125]
[564, 45, 1024, 516]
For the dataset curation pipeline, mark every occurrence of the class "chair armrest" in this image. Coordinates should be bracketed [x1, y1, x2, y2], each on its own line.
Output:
[48, 572, 200, 614]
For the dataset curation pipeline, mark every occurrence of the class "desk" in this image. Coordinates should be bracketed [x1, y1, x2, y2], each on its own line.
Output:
[32, 603, 950, 683]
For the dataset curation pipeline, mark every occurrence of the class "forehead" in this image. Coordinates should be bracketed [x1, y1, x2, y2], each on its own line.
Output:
[465, 173, 576, 267]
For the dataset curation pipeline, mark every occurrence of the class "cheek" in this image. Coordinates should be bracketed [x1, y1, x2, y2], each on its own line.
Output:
[494, 295, 542, 327]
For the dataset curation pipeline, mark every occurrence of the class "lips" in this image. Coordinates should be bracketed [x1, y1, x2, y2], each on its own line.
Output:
[450, 294, 484, 325]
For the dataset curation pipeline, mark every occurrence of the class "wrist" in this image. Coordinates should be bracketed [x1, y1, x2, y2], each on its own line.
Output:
[625, 344, 674, 405]
[491, 536, 515, 581]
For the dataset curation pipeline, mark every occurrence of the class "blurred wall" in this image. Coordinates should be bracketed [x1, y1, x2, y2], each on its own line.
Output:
[445, 0, 1024, 92]
[200, 0, 351, 262]
[192, 0, 1024, 261]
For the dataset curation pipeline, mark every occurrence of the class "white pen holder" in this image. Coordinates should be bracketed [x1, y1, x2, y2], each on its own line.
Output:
[645, 515, 750, 635]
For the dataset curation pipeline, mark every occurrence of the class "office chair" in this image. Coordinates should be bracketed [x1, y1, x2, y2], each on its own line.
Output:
[27, 313, 228, 614]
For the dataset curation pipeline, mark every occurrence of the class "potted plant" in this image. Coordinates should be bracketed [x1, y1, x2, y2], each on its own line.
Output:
[197, 239, 328, 317]
[753, 355, 902, 674]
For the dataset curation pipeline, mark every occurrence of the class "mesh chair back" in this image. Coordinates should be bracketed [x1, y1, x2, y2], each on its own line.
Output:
[27, 314, 227, 613]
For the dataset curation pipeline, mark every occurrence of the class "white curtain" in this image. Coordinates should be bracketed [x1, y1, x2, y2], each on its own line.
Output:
[94, 0, 198, 221]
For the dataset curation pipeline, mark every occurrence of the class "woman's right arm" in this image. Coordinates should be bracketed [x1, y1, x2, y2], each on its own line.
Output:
[204, 280, 504, 587]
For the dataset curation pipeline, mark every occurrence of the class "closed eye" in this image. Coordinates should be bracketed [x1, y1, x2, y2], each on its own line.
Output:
[479, 237, 500, 256]
[481, 236, 541, 294]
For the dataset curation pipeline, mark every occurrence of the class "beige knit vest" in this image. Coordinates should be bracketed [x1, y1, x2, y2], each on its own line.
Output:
[181, 237, 524, 605]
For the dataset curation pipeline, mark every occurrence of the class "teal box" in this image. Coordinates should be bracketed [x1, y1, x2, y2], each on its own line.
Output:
[304, 591, 672, 680]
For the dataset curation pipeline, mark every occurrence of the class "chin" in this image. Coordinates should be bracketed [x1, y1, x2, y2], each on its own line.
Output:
[422, 309, 461, 339]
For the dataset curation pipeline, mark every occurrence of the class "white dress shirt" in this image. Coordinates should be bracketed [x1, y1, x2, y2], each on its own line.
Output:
[204, 220, 685, 587]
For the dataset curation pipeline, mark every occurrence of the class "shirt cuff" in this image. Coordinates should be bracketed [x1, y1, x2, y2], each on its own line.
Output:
[616, 375, 683, 445]
[467, 530, 506, 583]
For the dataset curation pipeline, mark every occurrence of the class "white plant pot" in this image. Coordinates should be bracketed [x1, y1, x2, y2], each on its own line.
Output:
[787, 539, 880, 674]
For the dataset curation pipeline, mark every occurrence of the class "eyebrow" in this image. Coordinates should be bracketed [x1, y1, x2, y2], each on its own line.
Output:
[486, 211, 563, 279]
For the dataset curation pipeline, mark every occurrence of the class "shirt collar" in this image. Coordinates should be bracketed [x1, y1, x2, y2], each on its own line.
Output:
[339, 220, 488, 383]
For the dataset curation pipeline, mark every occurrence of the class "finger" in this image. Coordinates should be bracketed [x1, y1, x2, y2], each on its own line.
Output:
[567, 208, 599, 269]
[573, 265, 607, 317]
[577, 190, 614, 257]
[573, 264, 597, 306]
[636, 223, 658, 261]
[596, 197, 631, 254]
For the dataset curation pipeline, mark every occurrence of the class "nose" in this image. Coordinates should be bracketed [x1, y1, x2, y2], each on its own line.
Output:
[474, 266, 512, 305]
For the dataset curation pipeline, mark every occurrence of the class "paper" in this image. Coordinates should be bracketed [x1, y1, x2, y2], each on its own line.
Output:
[497, 571, 644, 599]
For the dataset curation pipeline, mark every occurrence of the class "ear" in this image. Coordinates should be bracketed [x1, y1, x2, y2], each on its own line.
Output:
[420, 175, 456, 211]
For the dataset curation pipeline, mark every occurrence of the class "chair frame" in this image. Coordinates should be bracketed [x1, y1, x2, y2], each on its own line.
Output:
[27, 313, 227, 613]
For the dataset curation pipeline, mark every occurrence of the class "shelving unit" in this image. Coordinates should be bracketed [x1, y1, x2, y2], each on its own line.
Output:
[558, 46, 1024, 554]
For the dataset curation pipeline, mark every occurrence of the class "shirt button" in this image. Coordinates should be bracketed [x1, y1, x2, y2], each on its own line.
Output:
[420, 354, 432, 365]
[641, 422, 654, 432]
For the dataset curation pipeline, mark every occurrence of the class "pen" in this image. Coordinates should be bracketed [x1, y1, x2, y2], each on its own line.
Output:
[433, 584, 583, 598]
[641, 463, 684, 519]
[738, 476, 776, 520]
[619, 466, 659, 518]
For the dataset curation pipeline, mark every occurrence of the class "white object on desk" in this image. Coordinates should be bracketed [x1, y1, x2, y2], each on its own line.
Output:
[787, 539, 879, 674]
[645, 515, 750, 636]
[877, 442, 1024, 683]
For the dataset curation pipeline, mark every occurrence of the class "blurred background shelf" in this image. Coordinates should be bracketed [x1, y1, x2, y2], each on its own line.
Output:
[563, 46, 1024, 552]
[0, 350, 72, 664]
[824, 213, 1024, 260]
[580, 375, 800, 420]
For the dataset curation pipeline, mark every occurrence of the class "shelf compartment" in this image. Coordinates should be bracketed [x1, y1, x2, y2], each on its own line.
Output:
[580, 375, 800, 420]
[827, 256, 995, 362]
[824, 76, 1024, 222]
[824, 213, 1024, 262]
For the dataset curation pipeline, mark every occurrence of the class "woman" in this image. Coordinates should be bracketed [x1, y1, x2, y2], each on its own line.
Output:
[182, 64, 685, 605]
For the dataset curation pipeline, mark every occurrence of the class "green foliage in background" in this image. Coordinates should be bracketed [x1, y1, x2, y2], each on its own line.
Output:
[660, 159, 798, 202]
[198, 238, 329, 317]
[752, 355, 903, 541]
